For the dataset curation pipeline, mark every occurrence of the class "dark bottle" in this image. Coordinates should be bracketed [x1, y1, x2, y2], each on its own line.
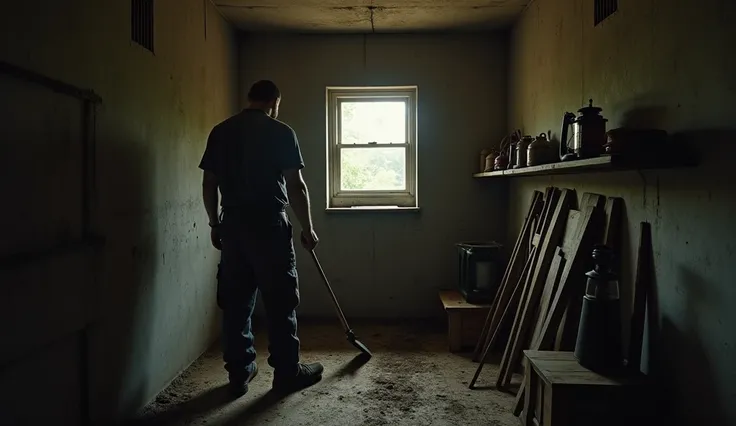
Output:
[574, 245, 624, 373]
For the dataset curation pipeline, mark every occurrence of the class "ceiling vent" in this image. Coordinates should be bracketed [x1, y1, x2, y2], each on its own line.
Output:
[131, 0, 154, 52]
[594, 0, 618, 26]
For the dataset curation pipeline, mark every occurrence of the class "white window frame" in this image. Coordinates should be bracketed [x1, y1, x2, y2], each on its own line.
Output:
[326, 86, 418, 209]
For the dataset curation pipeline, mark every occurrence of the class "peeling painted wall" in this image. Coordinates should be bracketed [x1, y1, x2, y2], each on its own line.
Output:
[239, 34, 510, 319]
[507, 0, 736, 424]
[0, 0, 238, 423]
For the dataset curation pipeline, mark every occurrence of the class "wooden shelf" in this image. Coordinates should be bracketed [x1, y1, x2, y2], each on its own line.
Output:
[473, 154, 697, 179]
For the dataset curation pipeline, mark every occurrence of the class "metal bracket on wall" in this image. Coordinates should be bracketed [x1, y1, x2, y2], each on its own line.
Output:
[0, 236, 106, 272]
[0, 60, 103, 426]
[0, 61, 102, 104]
[0, 60, 102, 242]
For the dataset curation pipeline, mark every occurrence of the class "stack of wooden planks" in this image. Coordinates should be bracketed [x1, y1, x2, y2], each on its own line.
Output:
[468, 187, 623, 417]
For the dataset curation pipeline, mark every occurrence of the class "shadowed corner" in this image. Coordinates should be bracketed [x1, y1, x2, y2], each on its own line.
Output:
[652, 265, 730, 426]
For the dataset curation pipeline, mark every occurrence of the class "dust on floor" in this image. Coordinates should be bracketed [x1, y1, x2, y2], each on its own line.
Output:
[131, 321, 520, 426]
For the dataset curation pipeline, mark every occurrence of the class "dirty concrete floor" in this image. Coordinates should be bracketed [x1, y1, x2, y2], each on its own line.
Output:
[131, 321, 520, 426]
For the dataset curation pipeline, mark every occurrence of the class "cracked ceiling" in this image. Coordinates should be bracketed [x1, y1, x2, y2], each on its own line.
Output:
[213, 0, 532, 33]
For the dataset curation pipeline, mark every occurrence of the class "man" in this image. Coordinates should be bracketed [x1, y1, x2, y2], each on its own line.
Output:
[199, 80, 323, 397]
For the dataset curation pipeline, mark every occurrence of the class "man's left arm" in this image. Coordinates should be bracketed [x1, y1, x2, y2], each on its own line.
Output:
[199, 130, 221, 227]
[202, 171, 220, 227]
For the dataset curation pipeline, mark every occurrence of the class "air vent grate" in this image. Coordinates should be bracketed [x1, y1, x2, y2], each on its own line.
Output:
[594, 0, 618, 26]
[131, 0, 154, 52]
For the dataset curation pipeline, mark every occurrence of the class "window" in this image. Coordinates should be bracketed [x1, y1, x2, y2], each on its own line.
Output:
[326, 86, 418, 209]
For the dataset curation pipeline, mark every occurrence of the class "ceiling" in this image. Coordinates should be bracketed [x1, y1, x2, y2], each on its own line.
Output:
[213, 0, 532, 33]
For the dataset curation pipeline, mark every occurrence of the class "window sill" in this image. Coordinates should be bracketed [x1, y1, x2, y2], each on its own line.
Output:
[325, 206, 420, 213]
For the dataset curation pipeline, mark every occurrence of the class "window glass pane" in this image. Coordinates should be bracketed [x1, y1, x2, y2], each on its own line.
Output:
[340, 101, 406, 144]
[340, 147, 406, 191]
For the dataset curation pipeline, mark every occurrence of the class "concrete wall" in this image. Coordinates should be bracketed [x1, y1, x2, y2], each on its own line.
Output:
[507, 0, 736, 424]
[239, 34, 509, 319]
[0, 0, 238, 424]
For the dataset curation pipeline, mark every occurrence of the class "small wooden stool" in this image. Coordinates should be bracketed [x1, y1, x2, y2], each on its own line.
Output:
[439, 290, 491, 352]
[521, 350, 653, 426]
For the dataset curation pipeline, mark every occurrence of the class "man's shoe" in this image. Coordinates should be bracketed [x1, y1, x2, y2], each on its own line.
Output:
[272, 362, 324, 393]
[228, 362, 259, 397]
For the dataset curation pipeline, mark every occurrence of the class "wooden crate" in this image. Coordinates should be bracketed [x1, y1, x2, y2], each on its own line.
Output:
[439, 290, 491, 352]
[521, 350, 653, 426]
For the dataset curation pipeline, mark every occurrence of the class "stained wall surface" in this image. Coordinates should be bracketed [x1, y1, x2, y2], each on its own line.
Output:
[507, 0, 736, 424]
[0, 0, 238, 423]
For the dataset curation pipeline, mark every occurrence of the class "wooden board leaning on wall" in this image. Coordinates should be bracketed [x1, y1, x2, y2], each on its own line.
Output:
[468, 188, 623, 410]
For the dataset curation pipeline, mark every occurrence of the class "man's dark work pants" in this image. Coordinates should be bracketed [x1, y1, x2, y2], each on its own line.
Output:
[217, 209, 300, 381]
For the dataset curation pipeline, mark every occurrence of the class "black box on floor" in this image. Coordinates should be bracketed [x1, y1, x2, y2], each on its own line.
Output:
[455, 241, 503, 304]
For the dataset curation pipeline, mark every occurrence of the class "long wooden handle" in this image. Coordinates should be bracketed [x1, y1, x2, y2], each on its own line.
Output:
[309, 251, 351, 332]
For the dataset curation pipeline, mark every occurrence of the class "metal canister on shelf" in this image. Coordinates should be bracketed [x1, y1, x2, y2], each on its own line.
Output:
[507, 141, 517, 169]
[484, 151, 498, 172]
[494, 152, 509, 170]
[514, 135, 534, 168]
[480, 149, 491, 173]
[527, 131, 557, 166]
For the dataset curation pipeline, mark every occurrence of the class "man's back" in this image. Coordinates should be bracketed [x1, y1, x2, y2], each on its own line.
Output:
[199, 80, 324, 396]
[199, 109, 304, 215]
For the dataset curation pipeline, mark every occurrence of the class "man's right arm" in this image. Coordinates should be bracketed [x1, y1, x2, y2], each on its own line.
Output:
[280, 127, 315, 234]
[285, 169, 314, 232]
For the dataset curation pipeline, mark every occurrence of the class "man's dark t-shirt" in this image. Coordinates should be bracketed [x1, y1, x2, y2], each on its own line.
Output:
[199, 109, 304, 215]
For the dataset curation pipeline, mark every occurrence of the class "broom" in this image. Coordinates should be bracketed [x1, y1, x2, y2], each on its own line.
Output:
[308, 250, 372, 358]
